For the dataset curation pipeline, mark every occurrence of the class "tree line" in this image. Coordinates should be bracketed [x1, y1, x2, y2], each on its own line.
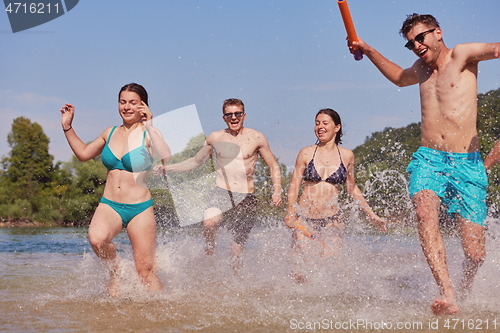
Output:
[1, 87, 499, 225]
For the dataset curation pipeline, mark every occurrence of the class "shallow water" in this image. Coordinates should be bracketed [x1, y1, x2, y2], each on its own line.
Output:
[1, 219, 500, 333]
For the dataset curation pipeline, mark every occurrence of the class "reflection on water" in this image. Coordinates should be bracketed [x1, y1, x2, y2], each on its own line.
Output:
[1, 220, 499, 332]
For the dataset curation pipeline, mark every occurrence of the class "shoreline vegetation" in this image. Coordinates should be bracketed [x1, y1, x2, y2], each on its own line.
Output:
[2, 88, 500, 228]
[0, 220, 65, 228]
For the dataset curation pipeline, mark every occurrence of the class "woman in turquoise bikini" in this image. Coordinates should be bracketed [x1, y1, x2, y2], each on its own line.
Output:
[60, 83, 171, 296]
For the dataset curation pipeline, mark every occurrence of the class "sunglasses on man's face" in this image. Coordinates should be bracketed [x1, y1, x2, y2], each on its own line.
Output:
[223, 111, 244, 119]
[405, 28, 436, 50]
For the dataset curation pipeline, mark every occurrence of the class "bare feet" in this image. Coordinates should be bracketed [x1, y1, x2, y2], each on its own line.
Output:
[431, 298, 460, 315]
[107, 273, 120, 297]
[457, 281, 472, 301]
[291, 272, 307, 284]
[204, 246, 215, 256]
[457, 258, 481, 300]
[141, 273, 163, 292]
[230, 257, 242, 273]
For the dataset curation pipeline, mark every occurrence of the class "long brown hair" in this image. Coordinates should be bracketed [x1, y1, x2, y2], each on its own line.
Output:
[119, 83, 149, 106]
[316, 108, 343, 145]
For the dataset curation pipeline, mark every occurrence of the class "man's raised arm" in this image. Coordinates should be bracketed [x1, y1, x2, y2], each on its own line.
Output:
[352, 38, 419, 87]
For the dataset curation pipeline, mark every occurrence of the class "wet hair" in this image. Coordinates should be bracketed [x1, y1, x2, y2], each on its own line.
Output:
[316, 108, 343, 145]
[119, 83, 149, 106]
[400, 13, 440, 39]
[222, 98, 244, 113]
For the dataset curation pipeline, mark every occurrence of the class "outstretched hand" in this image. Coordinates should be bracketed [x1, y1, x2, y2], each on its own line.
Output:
[271, 192, 282, 207]
[348, 38, 367, 56]
[60, 103, 74, 130]
[152, 164, 166, 177]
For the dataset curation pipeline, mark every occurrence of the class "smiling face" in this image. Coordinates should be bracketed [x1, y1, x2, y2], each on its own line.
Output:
[315, 113, 341, 144]
[406, 23, 442, 65]
[118, 90, 143, 123]
[222, 104, 246, 133]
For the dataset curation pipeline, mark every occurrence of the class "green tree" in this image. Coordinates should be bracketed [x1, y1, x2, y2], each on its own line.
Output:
[1, 117, 55, 198]
[0, 117, 67, 222]
[477, 88, 500, 213]
[61, 154, 107, 224]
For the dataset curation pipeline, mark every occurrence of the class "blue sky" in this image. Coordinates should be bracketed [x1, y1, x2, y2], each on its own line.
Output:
[1, 0, 499, 168]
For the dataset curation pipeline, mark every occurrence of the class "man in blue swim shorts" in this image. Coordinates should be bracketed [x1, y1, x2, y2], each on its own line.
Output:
[352, 13, 499, 314]
[407, 147, 488, 226]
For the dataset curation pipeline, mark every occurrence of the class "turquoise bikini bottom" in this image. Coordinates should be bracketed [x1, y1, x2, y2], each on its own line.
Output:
[100, 197, 154, 228]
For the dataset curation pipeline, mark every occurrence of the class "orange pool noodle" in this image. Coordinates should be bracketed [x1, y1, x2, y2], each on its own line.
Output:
[293, 221, 316, 239]
[337, 0, 363, 60]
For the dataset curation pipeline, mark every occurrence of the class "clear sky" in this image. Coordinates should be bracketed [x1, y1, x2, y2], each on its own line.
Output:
[1, 0, 499, 168]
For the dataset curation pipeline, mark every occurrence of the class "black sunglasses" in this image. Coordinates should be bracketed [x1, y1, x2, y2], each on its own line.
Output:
[405, 28, 436, 50]
[223, 111, 244, 119]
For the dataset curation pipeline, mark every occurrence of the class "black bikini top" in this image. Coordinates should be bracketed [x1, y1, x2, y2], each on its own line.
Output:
[303, 145, 347, 185]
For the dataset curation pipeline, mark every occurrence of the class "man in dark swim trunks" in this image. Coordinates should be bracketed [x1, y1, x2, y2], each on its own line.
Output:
[155, 98, 282, 268]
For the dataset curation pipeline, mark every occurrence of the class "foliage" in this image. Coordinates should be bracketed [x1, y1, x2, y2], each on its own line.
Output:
[0, 117, 70, 223]
[254, 157, 290, 220]
[166, 133, 215, 183]
[354, 122, 421, 181]
[350, 123, 420, 224]
[2, 117, 54, 197]
[60, 155, 107, 224]
[477, 88, 500, 213]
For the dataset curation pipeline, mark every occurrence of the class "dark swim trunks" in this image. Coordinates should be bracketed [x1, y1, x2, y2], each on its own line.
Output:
[206, 186, 259, 245]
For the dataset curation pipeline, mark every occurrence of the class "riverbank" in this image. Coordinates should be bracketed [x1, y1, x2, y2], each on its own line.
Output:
[0, 220, 68, 228]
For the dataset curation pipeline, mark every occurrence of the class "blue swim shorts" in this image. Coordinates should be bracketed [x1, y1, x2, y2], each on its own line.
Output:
[407, 147, 488, 226]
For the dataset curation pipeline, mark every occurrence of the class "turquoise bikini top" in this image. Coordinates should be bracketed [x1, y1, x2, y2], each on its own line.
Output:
[101, 126, 154, 172]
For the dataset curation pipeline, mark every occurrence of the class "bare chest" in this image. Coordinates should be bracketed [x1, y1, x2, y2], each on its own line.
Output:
[418, 65, 478, 118]
[211, 140, 258, 162]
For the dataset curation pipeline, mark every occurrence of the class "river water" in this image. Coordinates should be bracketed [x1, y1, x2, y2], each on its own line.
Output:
[1, 219, 499, 332]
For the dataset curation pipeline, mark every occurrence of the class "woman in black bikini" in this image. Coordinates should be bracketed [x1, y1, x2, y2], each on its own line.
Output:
[284, 109, 386, 262]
